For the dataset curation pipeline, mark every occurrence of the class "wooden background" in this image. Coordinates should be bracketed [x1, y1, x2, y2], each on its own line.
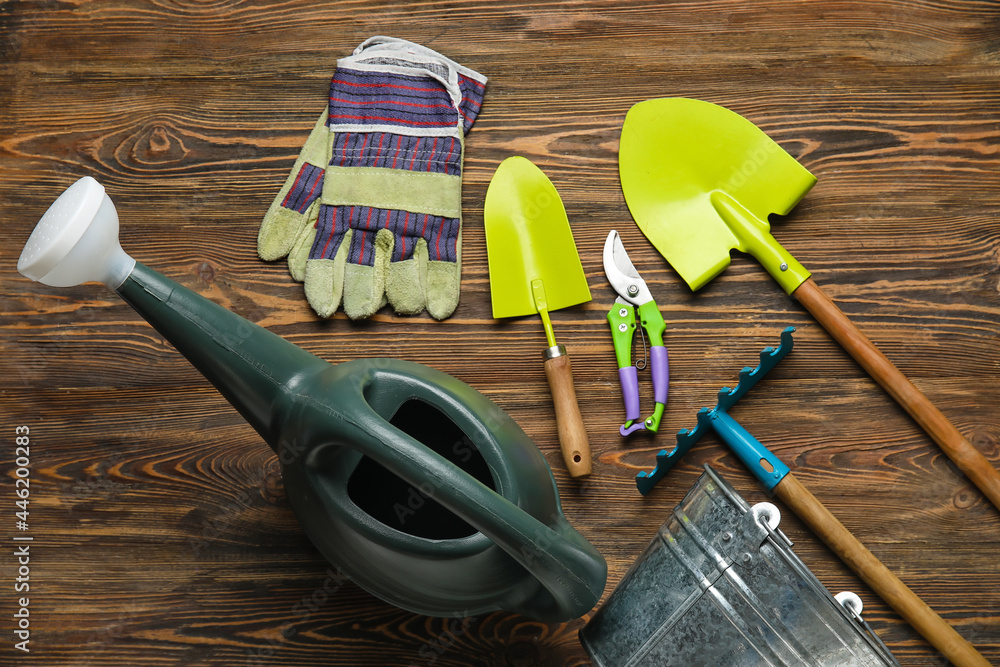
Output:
[2, 0, 999, 665]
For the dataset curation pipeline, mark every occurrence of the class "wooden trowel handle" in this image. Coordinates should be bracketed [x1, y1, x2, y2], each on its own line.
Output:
[793, 277, 1000, 511]
[774, 473, 990, 666]
[544, 346, 592, 477]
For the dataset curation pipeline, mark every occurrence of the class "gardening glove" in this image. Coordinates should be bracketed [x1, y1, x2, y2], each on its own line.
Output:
[258, 36, 487, 320]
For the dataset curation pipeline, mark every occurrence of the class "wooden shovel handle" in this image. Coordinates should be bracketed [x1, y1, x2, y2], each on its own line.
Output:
[543, 347, 592, 477]
[774, 473, 989, 666]
[793, 277, 1000, 511]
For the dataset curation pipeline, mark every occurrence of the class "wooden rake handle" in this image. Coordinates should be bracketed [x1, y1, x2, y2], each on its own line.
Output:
[543, 346, 592, 477]
[793, 277, 1000, 511]
[774, 473, 990, 667]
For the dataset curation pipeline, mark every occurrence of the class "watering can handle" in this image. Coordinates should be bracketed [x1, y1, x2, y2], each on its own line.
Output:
[119, 262, 605, 620]
[792, 277, 1000, 512]
[347, 407, 604, 614]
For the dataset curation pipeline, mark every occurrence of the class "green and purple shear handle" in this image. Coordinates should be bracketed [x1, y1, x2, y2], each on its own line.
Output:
[603, 230, 668, 436]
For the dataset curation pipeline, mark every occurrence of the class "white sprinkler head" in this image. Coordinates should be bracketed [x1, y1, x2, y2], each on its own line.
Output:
[18, 176, 135, 289]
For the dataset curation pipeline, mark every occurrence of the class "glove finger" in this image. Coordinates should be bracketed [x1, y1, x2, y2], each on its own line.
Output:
[258, 185, 319, 262]
[303, 228, 350, 319]
[258, 111, 329, 261]
[310, 203, 352, 261]
[424, 216, 461, 320]
[287, 217, 318, 282]
[303, 204, 355, 317]
[343, 227, 391, 320]
[386, 237, 427, 315]
[384, 209, 428, 315]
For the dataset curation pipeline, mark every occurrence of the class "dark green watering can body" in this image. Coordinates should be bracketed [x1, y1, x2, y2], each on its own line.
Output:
[117, 262, 606, 622]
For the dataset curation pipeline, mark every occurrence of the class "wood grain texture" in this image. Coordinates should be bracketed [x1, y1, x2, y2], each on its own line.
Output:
[773, 472, 991, 667]
[1, 0, 999, 665]
[793, 275, 1000, 510]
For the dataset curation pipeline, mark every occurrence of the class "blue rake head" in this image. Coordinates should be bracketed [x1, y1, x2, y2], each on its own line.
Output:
[636, 327, 795, 495]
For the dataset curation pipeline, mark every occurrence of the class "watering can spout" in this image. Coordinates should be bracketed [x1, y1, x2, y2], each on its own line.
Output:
[17, 176, 135, 289]
[116, 261, 320, 448]
[17, 176, 313, 448]
[18, 177, 607, 623]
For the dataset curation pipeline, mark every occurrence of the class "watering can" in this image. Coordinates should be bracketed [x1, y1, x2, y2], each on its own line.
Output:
[17, 176, 607, 622]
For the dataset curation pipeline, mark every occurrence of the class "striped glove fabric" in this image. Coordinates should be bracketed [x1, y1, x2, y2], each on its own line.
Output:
[258, 37, 486, 320]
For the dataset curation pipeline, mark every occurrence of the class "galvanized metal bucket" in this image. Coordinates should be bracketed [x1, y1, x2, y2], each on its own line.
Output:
[580, 466, 899, 667]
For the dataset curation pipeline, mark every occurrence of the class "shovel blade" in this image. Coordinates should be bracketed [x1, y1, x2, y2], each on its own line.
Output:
[619, 98, 817, 291]
[484, 156, 591, 318]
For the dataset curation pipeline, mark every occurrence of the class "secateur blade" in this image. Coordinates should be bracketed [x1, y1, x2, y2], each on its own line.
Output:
[603, 230, 654, 308]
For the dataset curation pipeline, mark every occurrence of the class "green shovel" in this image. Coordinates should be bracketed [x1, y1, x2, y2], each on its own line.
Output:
[619, 97, 1000, 512]
[484, 157, 593, 477]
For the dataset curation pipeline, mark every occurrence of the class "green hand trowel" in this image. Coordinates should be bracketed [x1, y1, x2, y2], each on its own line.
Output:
[619, 97, 1000, 512]
[485, 157, 593, 477]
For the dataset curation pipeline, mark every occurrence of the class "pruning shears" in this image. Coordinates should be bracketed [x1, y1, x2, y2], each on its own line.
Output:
[603, 230, 668, 436]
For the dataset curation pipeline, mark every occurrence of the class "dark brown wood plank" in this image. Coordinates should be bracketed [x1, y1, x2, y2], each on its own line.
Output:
[2, 0, 999, 665]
